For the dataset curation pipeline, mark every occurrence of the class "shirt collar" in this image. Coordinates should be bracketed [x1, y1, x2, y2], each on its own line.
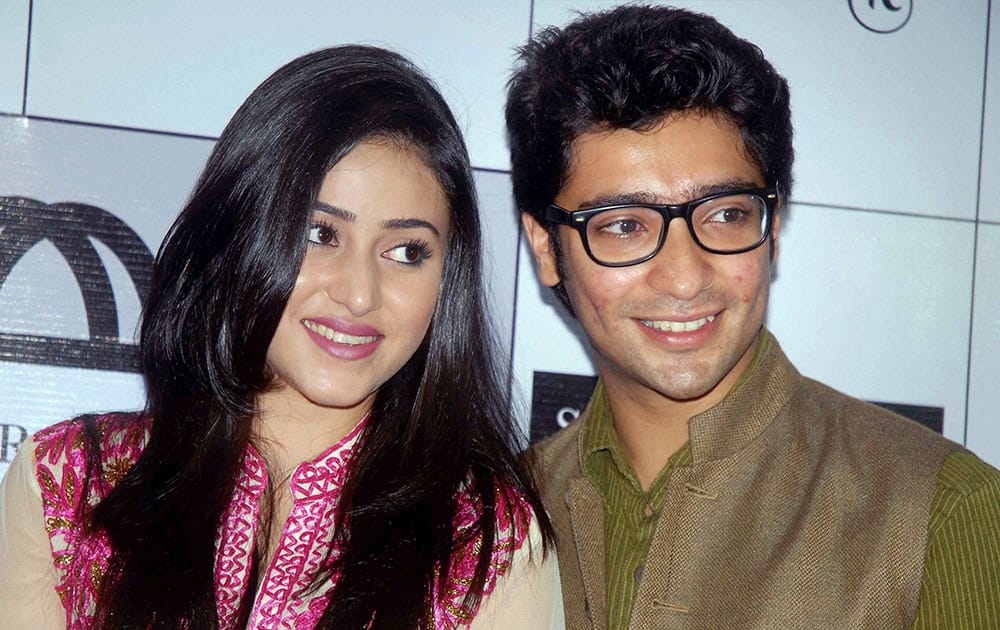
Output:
[580, 380, 644, 491]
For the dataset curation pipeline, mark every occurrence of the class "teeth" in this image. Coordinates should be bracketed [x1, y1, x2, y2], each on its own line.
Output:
[641, 314, 716, 333]
[303, 320, 378, 345]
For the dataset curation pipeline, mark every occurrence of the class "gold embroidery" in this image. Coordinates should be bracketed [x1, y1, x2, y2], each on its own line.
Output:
[45, 516, 74, 532]
[72, 429, 85, 451]
[37, 468, 58, 496]
[63, 472, 76, 505]
[90, 561, 105, 592]
[103, 458, 133, 487]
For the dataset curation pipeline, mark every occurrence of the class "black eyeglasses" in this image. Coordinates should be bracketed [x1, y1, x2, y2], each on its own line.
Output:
[543, 187, 779, 267]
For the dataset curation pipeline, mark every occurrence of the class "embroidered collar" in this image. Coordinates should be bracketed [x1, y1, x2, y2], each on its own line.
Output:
[236, 414, 369, 503]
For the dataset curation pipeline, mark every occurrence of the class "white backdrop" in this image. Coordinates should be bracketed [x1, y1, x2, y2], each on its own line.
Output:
[0, 0, 996, 475]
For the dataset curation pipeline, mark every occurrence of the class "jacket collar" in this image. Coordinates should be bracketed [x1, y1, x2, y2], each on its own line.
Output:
[686, 331, 799, 463]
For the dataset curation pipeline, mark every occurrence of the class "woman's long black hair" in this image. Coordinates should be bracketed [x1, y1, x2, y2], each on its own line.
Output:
[80, 45, 552, 628]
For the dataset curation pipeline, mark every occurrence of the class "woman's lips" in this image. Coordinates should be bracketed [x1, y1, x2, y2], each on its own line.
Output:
[302, 318, 383, 360]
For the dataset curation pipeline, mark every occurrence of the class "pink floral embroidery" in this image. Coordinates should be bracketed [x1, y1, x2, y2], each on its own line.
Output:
[33, 413, 533, 629]
[33, 413, 147, 629]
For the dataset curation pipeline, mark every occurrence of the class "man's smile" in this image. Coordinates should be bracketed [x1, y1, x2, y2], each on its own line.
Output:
[639, 314, 717, 333]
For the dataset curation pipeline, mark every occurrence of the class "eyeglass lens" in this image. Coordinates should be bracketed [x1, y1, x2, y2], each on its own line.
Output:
[584, 193, 768, 264]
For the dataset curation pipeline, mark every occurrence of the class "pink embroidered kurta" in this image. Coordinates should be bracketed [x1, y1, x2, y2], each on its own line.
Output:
[28, 413, 533, 629]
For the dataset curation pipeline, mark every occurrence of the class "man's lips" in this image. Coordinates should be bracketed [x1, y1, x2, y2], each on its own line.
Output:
[638, 313, 717, 333]
[302, 318, 381, 346]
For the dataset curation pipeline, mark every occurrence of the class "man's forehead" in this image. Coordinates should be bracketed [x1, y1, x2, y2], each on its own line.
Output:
[558, 112, 763, 205]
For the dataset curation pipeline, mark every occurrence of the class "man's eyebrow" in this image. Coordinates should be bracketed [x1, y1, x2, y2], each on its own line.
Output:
[574, 179, 765, 209]
[311, 202, 357, 222]
[576, 191, 657, 209]
[380, 218, 441, 237]
[692, 179, 763, 198]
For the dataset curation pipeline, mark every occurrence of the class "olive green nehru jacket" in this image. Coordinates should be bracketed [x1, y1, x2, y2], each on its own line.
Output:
[529, 333, 1000, 629]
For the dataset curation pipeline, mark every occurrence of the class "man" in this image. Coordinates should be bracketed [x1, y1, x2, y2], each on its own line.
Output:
[506, 5, 999, 628]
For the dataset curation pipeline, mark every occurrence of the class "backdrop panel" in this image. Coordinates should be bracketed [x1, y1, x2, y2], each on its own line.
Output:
[27, 0, 531, 171]
[474, 169, 521, 372]
[532, 0, 987, 220]
[0, 0, 29, 115]
[967, 223, 1000, 467]
[0, 116, 214, 477]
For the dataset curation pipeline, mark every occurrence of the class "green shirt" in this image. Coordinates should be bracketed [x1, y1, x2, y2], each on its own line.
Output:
[584, 345, 1000, 629]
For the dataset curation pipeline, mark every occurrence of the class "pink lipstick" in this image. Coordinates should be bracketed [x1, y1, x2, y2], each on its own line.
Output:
[301, 317, 383, 360]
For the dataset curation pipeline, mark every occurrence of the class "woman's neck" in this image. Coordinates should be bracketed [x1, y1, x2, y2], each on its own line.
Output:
[254, 385, 372, 476]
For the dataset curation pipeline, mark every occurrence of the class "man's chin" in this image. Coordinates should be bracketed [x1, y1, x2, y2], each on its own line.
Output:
[652, 380, 720, 404]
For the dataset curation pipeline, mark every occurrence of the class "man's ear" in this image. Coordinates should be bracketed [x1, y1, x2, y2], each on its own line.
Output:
[521, 212, 562, 287]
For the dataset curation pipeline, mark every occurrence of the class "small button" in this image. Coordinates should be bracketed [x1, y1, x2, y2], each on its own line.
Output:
[643, 503, 654, 517]
[634, 565, 645, 582]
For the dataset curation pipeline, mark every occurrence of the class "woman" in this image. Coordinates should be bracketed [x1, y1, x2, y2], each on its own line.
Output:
[0, 46, 558, 628]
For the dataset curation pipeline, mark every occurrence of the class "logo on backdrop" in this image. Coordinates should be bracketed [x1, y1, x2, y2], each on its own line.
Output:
[530, 371, 599, 443]
[529, 370, 943, 443]
[849, 0, 912, 34]
[0, 424, 26, 464]
[0, 197, 153, 372]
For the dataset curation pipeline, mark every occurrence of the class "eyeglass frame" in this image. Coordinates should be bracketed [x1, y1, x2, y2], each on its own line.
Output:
[542, 186, 780, 268]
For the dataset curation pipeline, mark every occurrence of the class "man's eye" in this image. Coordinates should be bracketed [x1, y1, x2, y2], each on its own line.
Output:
[308, 224, 337, 245]
[706, 208, 748, 223]
[599, 218, 645, 236]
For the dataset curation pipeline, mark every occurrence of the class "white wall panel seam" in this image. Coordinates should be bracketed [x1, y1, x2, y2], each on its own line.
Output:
[964, 0, 993, 446]
[20, 0, 33, 116]
[792, 201, 981, 225]
[1, 113, 219, 143]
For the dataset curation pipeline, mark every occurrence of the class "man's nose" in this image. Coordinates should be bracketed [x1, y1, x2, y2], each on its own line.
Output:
[644, 217, 713, 300]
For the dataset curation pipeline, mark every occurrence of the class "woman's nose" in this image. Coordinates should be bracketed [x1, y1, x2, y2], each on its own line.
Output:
[324, 255, 382, 317]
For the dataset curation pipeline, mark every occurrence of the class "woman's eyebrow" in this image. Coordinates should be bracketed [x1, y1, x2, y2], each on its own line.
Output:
[312, 203, 440, 236]
[380, 218, 440, 237]
[312, 202, 357, 222]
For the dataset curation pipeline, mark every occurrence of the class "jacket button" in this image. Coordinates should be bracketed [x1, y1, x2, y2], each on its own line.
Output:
[584, 598, 592, 620]
[634, 565, 644, 582]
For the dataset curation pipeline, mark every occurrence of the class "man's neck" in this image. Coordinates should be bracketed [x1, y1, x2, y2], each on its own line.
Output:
[597, 333, 763, 490]
[600, 376, 700, 490]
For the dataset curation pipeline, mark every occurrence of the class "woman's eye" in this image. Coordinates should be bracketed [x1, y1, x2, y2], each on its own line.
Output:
[308, 224, 337, 245]
[384, 242, 431, 265]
